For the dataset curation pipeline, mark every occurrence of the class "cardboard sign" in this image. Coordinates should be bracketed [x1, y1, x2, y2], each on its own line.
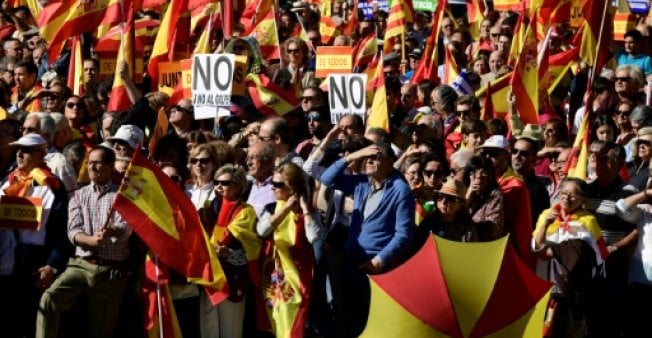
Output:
[191, 54, 235, 119]
[328, 74, 367, 124]
[0, 196, 42, 230]
[614, 13, 638, 41]
[316, 46, 353, 78]
[414, 0, 436, 12]
[157, 61, 182, 96]
[232, 55, 248, 96]
[180, 59, 193, 100]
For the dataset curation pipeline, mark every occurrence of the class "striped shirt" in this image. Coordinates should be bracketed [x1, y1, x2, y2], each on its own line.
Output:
[68, 181, 131, 261]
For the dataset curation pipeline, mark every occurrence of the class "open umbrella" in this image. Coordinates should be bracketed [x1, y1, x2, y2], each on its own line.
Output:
[360, 236, 552, 338]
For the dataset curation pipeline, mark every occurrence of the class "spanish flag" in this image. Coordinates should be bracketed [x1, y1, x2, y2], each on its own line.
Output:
[148, 0, 190, 90]
[241, 0, 273, 35]
[246, 73, 300, 117]
[114, 151, 228, 304]
[509, 15, 539, 125]
[565, 109, 590, 180]
[575, 0, 614, 76]
[466, 0, 485, 40]
[66, 35, 83, 96]
[367, 56, 390, 132]
[246, 6, 280, 60]
[107, 11, 136, 112]
[409, 0, 446, 84]
[476, 72, 512, 117]
[352, 34, 378, 70]
[548, 47, 579, 94]
[383, 0, 415, 54]
[493, 0, 520, 11]
[142, 255, 183, 338]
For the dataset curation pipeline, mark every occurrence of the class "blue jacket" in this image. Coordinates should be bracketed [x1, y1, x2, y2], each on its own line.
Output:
[321, 158, 414, 266]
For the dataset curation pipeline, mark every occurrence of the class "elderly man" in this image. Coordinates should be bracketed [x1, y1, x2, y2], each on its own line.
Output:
[21, 113, 78, 195]
[480, 51, 507, 87]
[431, 84, 459, 139]
[614, 64, 646, 105]
[36, 146, 131, 338]
[245, 142, 276, 217]
[0, 134, 70, 338]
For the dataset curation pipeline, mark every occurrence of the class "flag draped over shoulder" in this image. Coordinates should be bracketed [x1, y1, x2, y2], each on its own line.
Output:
[260, 201, 313, 338]
[114, 151, 228, 304]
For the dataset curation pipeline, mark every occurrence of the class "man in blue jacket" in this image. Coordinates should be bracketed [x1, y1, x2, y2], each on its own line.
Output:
[321, 141, 414, 337]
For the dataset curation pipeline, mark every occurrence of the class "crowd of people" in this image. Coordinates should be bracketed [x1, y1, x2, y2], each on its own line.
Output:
[1, 0, 652, 337]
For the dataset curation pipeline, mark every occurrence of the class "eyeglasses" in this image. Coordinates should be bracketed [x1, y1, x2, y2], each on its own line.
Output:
[405, 170, 420, 177]
[169, 175, 182, 183]
[456, 109, 471, 116]
[637, 140, 651, 147]
[615, 76, 630, 82]
[271, 181, 287, 189]
[364, 153, 385, 162]
[19, 126, 39, 134]
[436, 194, 461, 203]
[490, 33, 500, 37]
[214, 180, 235, 187]
[287, 48, 300, 54]
[66, 102, 80, 109]
[616, 109, 631, 117]
[511, 149, 531, 157]
[190, 157, 211, 165]
[16, 147, 40, 153]
[423, 169, 444, 178]
[259, 135, 274, 142]
[301, 96, 314, 102]
[560, 191, 580, 201]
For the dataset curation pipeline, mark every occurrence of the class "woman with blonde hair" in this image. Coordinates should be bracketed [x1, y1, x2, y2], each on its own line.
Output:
[203, 164, 261, 338]
[257, 162, 322, 337]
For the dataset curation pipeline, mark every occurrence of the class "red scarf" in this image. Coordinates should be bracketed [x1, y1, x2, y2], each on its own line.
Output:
[4, 165, 59, 197]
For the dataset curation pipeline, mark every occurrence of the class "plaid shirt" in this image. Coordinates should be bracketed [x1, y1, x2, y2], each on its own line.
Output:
[68, 181, 131, 261]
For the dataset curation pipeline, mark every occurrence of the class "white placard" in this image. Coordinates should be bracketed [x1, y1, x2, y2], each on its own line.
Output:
[328, 74, 367, 124]
[191, 54, 235, 120]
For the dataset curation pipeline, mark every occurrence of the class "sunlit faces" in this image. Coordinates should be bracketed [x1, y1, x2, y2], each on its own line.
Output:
[214, 173, 239, 200]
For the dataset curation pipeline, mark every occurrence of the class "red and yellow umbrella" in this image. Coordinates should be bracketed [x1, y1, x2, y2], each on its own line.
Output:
[361, 236, 552, 338]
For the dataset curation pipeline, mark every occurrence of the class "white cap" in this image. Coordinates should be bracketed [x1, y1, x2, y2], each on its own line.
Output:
[107, 125, 144, 150]
[9, 133, 47, 148]
[480, 135, 510, 150]
[416, 106, 432, 115]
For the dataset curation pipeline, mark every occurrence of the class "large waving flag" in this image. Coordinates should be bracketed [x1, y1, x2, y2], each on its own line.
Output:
[352, 34, 378, 71]
[246, 6, 280, 60]
[148, 0, 190, 89]
[442, 47, 460, 86]
[95, 17, 160, 52]
[466, 0, 485, 40]
[477, 72, 512, 117]
[114, 151, 228, 304]
[107, 11, 136, 112]
[509, 15, 539, 124]
[565, 109, 591, 180]
[361, 236, 551, 337]
[246, 73, 300, 117]
[241, 0, 273, 34]
[38, 0, 131, 62]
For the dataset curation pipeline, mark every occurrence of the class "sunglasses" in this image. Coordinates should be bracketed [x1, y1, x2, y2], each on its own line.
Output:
[436, 194, 461, 203]
[190, 157, 210, 165]
[169, 175, 182, 183]
[214, 180, 235, 187]
[364, 153, 386, 162]
[490, 33, 500, 37]
[20, 126, 39, 134]
[637, 140, 651, 147]
[66, 102, 80, 109]
[616, 109, 631, 116]
[511, 149, 531, 157]
[423, 169, 444, 178]
[17, 147, 40, 153]
[172, 105, 192, 114]
[287, 48, 300, 54]
[271, 181, 287, 189]
[301, 95, 314, 102]
[615, 76, 630, 82]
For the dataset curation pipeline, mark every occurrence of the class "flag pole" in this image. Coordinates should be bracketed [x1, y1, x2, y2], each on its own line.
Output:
[155, 255, 164, 338]
[119, 0, 126, 61]
[589, 0, 610, 85]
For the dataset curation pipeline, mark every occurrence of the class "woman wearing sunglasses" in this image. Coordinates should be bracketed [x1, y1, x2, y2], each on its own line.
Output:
[627, 127, 652, 190]
[419, 179, 477, 242]
[201, 164, 261, 338]
[64, 95, 97, 148]
[257, 162, 322, 337]
[464, 155, 505, 242]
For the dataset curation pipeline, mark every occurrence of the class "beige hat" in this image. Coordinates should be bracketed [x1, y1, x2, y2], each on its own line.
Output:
[436, 179, 467, 200]
[517, 124, 544, 142]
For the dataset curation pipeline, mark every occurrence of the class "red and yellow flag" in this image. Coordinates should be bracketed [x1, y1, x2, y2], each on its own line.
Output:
[575, 0, 614, 76]
[106, 3, 136, 112]
[477, 72, 512, 117]
[148, 0, 190, 90]
[352, 34, 378, 70]
[383, 0, 415, 54]
[114, 151, 228, 304]
[409, 0, 447, 84]
[367, 56, 389, 132]
[67, 35, 83, 96]
[142, 256, 183, 338]
[246, 6, 280, 60]
[442, 46, 460, 86]
[565, 109, 590, 180]
[466, 0, 485, 40]
[549, 46, 579, 94]
[509, 15, 539, 124]
[246, 73, 300, 117]
[241, 0, 273, 35]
